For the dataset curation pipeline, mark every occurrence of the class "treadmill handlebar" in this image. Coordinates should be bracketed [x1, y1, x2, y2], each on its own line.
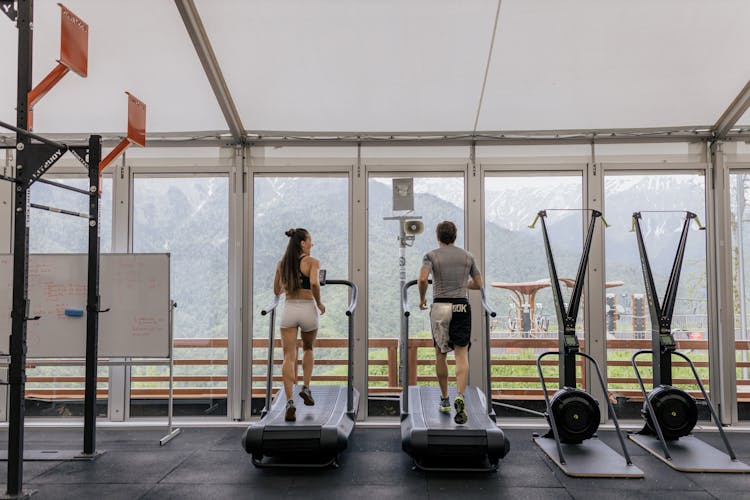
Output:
[402, 279, 430, 317]
[261, 281, 357, 317]
[261, 295, 280, 316]
[403, 279, 495, 319]
[480, 288, 497, 318]
[325, 279, 358, 316]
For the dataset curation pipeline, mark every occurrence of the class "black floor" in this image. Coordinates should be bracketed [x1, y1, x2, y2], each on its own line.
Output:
[1, 427, 749, 499]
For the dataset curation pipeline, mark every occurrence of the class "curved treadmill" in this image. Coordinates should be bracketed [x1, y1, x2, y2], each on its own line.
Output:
[243, 279, 359, 467]
[400, 280, 510, 471]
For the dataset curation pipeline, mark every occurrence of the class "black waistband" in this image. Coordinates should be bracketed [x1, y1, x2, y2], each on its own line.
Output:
[433, 297, 468, 304]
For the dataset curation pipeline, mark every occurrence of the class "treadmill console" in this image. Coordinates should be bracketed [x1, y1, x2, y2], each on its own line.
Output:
[659, 334, 676, 350]
[564, 335, 579, 352]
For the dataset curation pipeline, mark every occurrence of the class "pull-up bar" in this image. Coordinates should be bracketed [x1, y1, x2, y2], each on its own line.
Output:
[27, 3, 88, 130]
[0, 119, 67, 150]
[30, 202, 91, 219]
[36, 178, 91, 196]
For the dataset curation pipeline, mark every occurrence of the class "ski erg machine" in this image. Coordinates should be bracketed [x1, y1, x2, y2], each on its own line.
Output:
[629, 211, 750, 473]
[242, 278, 359, 468]
[531, 209, 643, 478]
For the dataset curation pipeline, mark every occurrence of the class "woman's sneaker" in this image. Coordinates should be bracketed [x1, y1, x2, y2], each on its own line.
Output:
[439, 397, 451, 413]
[454, 395, 467, 425]
[299, 385, 315, 406]
[284, 400, 296, 422]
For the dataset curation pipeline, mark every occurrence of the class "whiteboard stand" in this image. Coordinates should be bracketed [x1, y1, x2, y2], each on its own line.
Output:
[160, 300, 181, 446]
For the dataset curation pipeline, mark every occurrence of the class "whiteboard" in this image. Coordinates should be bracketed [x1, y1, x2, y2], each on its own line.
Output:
[0, 253, 170, 358]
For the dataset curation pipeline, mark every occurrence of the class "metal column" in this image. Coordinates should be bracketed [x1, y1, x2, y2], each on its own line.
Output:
[7, 0, 33, 495]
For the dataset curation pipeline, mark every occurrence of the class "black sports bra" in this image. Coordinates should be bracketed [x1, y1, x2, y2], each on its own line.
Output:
[299, 255, 311, 290]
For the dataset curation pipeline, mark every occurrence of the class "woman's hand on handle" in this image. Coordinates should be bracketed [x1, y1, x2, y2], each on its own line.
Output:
[318, 302, 326, 315]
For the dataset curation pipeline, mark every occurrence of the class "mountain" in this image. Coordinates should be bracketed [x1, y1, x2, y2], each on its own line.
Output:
[25, 173, 711, 346]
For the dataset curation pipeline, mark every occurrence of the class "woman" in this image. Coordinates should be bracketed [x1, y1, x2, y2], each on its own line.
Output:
[273, 228, 326, 422]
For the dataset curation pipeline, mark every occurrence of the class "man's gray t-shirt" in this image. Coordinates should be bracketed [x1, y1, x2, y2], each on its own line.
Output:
[421, 245, 480, 299]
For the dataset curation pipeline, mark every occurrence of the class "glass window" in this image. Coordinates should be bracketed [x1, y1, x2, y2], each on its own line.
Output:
[367, 175, 464, 415]
[25, 176, 112, 418]
[484, 174, 583, 417]
[251, 176, 349, 412]
[604, 173, 707, 419]
[130, 176, 229, 417]
[30, 177, 112, 253]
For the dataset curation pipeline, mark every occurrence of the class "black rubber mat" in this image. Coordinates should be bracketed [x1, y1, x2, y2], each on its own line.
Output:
[0, 427, 749, 499]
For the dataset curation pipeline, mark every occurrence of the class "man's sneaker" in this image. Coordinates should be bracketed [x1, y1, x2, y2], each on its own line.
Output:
[439, 397, 451, 414]
[299, 385, 315, 406]
[454, 395, 467, 425]
[284, 400, 296, 422]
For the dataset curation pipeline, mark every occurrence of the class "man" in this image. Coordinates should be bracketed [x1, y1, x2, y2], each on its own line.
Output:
[418, 220, 483, 425]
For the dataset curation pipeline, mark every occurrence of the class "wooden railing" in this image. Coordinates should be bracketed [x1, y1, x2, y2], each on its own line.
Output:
[23, 337, 750, 402]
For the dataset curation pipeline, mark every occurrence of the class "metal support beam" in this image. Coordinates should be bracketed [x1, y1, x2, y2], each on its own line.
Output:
[4, 125, 750, 148]
[174, 0, 245, 143]
[714, 80, 750, 140]
[83, 134, 102, 456]
[7, 1, 33, 495]
[466, 143, 486, 394]
[585, 146, 608, 423]
[711, 143, 739, 424]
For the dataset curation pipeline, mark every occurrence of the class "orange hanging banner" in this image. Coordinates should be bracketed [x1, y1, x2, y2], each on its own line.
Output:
[58, 3, 88, 77]
[27, 4, 89, 129]
[126, 92, 147, 147]
[99, 92, 147, 174]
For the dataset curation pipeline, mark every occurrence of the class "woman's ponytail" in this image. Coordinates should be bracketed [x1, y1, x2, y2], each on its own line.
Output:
[280, 228, 309, 294]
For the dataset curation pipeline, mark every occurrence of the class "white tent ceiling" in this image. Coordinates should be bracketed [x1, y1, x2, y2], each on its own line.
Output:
[1, 0, 749, 137]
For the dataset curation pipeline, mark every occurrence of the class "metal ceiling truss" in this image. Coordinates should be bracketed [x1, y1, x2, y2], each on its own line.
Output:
[174, 0, 245, 143]
[713, 80, 750, 141]
[243, 126, 722, 147]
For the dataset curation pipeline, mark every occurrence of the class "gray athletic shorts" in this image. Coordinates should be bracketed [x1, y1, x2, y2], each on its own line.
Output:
[280, 299, 319, 332]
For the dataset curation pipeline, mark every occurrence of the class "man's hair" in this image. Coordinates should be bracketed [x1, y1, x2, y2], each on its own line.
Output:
[436, 221, 457, 244]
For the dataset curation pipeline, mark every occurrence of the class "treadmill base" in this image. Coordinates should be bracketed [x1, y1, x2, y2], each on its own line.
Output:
[412, 455, 497, 472]
[251, 454, 338, 469]
[534, 436, 644, 478]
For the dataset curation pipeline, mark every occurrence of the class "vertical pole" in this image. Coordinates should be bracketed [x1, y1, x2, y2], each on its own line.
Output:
[400, 281, 411, 414]
[466, 142, 486, 395]
[351, 143, 368, 420]
[399, 240, 407, 413]
[83, 135, 102, 456]
[7, 0, 33, 495]
[585, 151, 608, 423]
[712, 142, 739, 424]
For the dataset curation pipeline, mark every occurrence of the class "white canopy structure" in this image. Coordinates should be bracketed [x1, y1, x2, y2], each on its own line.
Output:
[1, 0, 749, 144]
